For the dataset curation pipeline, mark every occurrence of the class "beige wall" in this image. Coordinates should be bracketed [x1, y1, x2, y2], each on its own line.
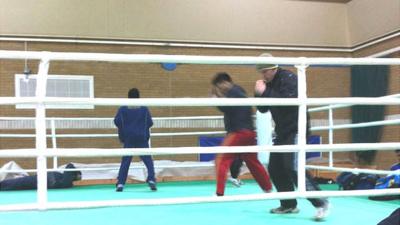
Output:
[347, 0, 400, 45]
[0, 0, 349, 46]
[1, 0, 399, 47]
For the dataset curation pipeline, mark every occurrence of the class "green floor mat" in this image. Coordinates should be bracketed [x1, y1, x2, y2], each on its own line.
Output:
[0, 180, 398, 225]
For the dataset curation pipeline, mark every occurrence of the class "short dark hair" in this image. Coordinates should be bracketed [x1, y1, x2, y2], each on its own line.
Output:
[211, 72, 232, 85]
[128, 88, 140, 98]
[395, 149, 400, 153]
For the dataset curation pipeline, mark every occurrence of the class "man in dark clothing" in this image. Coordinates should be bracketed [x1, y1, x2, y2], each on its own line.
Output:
[114, 88, 156, 192]
[254, 53, 329, 221]
[0, 163, 81, 191]
[211, 72, 272, 196]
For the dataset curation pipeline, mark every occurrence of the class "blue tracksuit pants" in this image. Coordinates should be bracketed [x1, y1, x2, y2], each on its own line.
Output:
[117, 141, 155, 185]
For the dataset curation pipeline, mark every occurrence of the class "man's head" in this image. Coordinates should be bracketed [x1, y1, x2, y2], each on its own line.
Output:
[396, 149, 400, 162]
[211, 72, 233, 97]
[256, 53, 278, 83]
[128, 88, 140, 99]
[211, 72, 232, 85]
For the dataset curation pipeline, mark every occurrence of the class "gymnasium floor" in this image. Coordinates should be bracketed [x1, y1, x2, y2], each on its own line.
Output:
[0, 180, 398, 225]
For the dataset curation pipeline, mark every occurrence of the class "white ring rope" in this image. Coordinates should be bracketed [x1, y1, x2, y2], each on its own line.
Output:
[0, 115, 225, 121]
[0, 162, 216, 174]
[0, 131, 227, 138]
[309, 93, 400, 112]
[311, 118, 400, 131]
[0, 189, 399, 212]
[1, 117, 399, 137]
[3, 163, 399, 176]
[1, 96, 400, 106]
[305, 165, 400, 176]
[1, 50, 400, 65]
[0, 143, 399, 158]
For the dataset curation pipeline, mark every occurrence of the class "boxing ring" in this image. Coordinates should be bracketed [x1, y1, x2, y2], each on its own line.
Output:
[0, 51, 399, 224]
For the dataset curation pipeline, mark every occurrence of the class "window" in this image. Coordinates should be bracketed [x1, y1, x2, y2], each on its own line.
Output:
[15, 74, 94, 109]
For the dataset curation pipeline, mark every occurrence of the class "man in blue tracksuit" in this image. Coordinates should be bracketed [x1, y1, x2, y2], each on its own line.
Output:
[0, 163, 81, 190]
[254, 53, 329, 221]
[114, 88, 156, 192]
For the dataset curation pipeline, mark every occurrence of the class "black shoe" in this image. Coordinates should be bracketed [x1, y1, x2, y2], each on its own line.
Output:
[148, 181, 157, 191]
[270, 206, 300, 214]
[116, 184, 124, 192]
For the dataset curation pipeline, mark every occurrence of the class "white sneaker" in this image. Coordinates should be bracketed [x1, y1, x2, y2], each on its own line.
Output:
[228, 178, 243, 187]
[314, 203, 329, 221]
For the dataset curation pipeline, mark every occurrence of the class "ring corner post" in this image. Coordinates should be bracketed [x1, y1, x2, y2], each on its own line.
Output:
[35, 55, 50, 210]
[295, 63, 309, 193]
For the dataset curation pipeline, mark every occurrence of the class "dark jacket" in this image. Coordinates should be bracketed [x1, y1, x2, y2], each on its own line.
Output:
[48, 171, 77, 189]
[256, 68, 309, 138]
[217, 84, 254, 133]
[114, 106, 153, 146]
[0, 172, 76, 191]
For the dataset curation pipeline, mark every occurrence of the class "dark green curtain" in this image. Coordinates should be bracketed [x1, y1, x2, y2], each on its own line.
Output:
[351, 65, 389, 164]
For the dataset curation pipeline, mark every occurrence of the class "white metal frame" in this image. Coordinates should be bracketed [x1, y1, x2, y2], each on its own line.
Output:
[308, 93, 400, 167]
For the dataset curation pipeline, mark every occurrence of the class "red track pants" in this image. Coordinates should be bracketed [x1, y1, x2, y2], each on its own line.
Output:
[215, 129, 272, 196]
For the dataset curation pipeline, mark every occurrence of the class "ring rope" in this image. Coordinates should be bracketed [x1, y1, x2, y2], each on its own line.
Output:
[1, 96, 400, 106]
[0, 143, 399, 158]
[0, 189, 399, 212]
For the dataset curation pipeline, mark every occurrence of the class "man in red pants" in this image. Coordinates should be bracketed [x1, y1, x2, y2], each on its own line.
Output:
[211, 72, 272, 196]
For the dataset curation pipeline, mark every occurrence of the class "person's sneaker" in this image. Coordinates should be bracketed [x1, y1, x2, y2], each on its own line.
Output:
[270, 206, 300, 214]
[264, 188, 272, 193]
[228, 178, 244, 187]
[148, 181, 157, 191]
[314, 203, 329, 221]
[116, 184, 124, 192]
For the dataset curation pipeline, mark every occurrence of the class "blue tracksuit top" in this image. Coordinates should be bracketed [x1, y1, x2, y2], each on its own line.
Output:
[114, 106, 153, 147]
